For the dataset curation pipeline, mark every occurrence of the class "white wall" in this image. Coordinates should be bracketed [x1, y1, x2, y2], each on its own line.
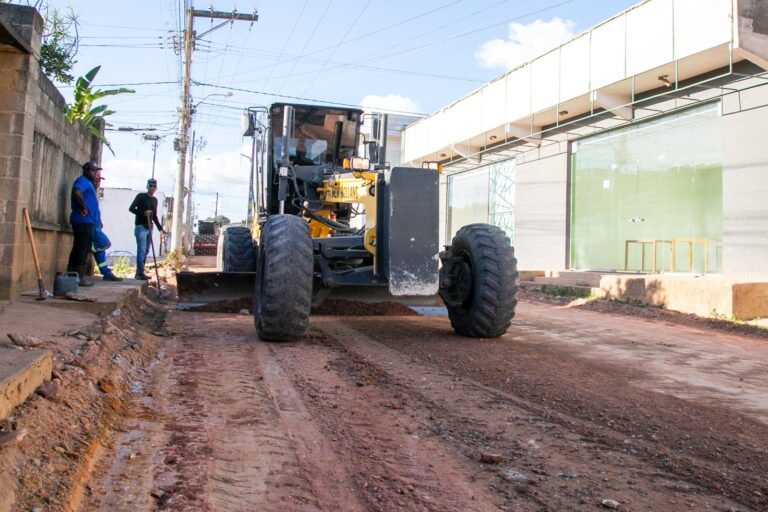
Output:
[100, 188, 165, 263]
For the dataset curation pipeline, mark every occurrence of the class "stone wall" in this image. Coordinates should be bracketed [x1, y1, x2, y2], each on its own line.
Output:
[0, 4, 100, 300]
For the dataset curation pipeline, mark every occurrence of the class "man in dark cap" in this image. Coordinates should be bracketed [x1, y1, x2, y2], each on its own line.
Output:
[67, 161, 102, 286]
[129, 178, 164, 280]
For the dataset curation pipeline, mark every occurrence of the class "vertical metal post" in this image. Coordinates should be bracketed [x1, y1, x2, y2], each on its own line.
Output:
[278, 106, 294, 215]
[186, 130, 196, 228]
[247, 117, 256, 228]
[378, 113, 388, 167]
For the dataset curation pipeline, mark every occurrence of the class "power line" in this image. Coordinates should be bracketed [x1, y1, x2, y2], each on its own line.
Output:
[275, 0, 335, 92]
[263, 0, 310, 91]
[194, 43, 486, 83]
[301, 0, 372, 95]
[192, 81, 427, 116]
[309, 0, 575, 90]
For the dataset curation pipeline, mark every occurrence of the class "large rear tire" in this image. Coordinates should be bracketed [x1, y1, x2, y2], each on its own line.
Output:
[439, 223, 518, 338]
[217, 226, 256, 272]
[254, 215, 313, 341]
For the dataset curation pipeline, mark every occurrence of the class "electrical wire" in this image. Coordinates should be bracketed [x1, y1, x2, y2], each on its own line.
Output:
[263, 0, 310, 91]
[192, 81, 427, 116]
[275, 0, 335, 92]
[300, 0, 373, 96]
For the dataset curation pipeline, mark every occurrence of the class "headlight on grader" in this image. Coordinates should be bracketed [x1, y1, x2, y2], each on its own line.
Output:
[350, 156, 370, 171]
[421, 161, 442, 173]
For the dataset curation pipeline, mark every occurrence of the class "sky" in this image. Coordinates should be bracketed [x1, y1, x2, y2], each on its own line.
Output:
[41, 0, 639, 225]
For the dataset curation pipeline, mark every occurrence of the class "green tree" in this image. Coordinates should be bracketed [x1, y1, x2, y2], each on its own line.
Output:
[38, 3, 79, 84]
[205, 215, 231, 226]
[1, 1, 80, 84]
[65, 65, 134, 155]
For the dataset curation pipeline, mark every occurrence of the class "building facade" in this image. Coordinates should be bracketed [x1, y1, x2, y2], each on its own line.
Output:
[402, 0, 768, 281]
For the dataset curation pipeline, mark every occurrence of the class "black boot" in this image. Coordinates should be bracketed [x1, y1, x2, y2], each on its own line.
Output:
[76, 266, 94, 287]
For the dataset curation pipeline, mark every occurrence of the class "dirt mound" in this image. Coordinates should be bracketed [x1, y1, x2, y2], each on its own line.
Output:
[311, 299, 419, 316]
[0, 289, 169, 511]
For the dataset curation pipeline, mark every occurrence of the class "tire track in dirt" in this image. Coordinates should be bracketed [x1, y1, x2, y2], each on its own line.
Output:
[311, 318, 748, 511]
[271, 331, 506, 512]
[156, 313, 365, 511]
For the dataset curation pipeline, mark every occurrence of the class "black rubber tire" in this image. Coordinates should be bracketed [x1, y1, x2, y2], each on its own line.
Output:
[254, 215, 313, 341]
[217, 226, 256, 272]
[440, 223, 518, 338]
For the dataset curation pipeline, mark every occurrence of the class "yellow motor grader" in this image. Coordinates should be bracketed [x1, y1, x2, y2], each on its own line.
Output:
[179, 102, 518, 341]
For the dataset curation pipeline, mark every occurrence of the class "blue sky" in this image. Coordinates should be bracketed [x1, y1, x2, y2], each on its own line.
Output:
[44, 0, 639, 223]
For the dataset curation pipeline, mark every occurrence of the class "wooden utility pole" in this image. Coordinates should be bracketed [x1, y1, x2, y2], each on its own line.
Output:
[170, 7, 258, 253]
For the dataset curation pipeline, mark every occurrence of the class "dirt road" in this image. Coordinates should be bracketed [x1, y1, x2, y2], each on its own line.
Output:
[77, 299, 768, 511]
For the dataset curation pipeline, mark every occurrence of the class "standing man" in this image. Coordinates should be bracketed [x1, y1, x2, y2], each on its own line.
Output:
[129, 178, 164, 280]
[67, 161, 101, 287]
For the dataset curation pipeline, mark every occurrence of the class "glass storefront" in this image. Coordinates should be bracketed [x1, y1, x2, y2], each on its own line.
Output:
[570, 103, 723, 273]
[447, 159, 516, 241]
[448, 167, 488, 240]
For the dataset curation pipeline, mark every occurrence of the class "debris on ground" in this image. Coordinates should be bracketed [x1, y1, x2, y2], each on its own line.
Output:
[0, 428, 28, 448]
[479, 452, 504, 464]
[64, 291, 95, 302]
[6, 333, 45, 348]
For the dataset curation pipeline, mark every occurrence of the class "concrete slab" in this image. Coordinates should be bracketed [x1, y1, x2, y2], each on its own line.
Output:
[17, 277, 145, 315]
[0, 348, 51, 419]
[0, 278, 142, 421]
[522, 270, 768, 321]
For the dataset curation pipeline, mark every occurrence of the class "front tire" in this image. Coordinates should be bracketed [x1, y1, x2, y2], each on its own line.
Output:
[217, 226, 256, 272]
[439, 223, 518, 338]
[254, 215, 313, 341]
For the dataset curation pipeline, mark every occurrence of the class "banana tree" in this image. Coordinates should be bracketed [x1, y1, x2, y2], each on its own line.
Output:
[65, 65, 134, 155]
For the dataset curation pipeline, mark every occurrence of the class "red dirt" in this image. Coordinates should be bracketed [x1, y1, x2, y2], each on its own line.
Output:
[4, 281, 768, 511]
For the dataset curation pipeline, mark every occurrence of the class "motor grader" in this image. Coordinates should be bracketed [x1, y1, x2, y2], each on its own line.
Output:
[180, 102, 518, 341]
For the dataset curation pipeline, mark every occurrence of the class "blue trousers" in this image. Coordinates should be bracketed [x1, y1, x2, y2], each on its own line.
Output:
[135, 225, 150, 277]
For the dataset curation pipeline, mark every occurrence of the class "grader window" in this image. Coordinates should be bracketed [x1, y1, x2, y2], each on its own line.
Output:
[270, 105, 360, 166]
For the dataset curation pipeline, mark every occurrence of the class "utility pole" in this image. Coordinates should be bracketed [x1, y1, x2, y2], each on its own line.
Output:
[214, 192, 219, 223]
[170, 6, 258, 253]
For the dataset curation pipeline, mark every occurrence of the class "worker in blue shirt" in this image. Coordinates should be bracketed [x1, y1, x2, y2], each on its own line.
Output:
[91, 168, 122, 281]
[67, 161, 102, 286]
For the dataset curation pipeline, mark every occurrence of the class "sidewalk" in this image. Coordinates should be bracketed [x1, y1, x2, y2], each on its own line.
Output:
[0, 277, 145, 420]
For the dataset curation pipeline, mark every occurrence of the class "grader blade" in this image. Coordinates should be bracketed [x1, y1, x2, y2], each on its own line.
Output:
[176, 271, 255, 311]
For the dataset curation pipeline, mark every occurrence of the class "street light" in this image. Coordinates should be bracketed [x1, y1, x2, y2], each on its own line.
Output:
[143, 133, 160, 179]
[170, 91, 234, 253]
[191, 91, 233, 115]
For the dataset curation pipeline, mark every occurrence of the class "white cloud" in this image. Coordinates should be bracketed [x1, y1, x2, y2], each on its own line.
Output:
[475, 17, 576, 70]
[360, 94, 421, 115]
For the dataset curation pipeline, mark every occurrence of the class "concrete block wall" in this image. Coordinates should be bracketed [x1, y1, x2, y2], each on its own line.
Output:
[0, 4, 99, 300]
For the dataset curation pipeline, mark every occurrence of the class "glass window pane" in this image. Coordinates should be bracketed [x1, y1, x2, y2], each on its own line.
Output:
[571, 103, 722, 273]
[448, 167, 489, 239]
[489, 159, 516, 242]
